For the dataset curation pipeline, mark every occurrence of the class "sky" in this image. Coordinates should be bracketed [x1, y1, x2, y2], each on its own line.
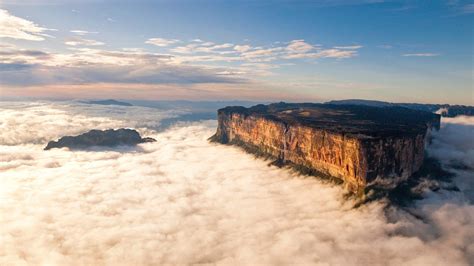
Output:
[0, 0, 473, 104]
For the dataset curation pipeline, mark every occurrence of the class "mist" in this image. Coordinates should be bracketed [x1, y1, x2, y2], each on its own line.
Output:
[0, 102, 472, 265]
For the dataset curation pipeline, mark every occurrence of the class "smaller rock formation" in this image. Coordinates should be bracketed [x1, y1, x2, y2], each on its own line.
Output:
[44, 129, 155, 150]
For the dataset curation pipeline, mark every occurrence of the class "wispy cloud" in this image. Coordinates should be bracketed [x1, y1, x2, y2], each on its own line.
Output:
[0, 9, 56, 41]
[241, 47, 283, 60]
[65, 37, 105, 46]
[333, 45, 363, 49]
[234, 45, 251, 53]
[169, 39, 358, 63]
[286, 40, 314, 53]
[282, 40, 359, 60]
[461, 3, 474, 14]
[170, 42, 235, 54]
[445, 0, 474, 15]
[402, 53, 439, 57]
[283, 49, 358, 59]
[146, 38, 180, 47]
[70, 30, 98, 35]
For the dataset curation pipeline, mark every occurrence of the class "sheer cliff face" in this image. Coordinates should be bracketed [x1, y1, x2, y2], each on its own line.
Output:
[211, 103, 440, 193]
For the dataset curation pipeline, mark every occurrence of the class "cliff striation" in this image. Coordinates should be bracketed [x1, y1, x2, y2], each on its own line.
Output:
[210, 103, 441, 193]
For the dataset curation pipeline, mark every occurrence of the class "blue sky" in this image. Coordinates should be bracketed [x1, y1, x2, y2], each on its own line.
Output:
[0, 0, 472, 104]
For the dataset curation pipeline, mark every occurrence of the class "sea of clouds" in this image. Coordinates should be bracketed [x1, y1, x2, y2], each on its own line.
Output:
[0, 101, 473, 265]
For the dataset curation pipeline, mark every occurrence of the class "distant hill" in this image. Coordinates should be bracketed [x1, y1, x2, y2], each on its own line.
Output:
[125, 100, 262, 112]
[83, 99, 133, 106]
[326, 99, 474, 117]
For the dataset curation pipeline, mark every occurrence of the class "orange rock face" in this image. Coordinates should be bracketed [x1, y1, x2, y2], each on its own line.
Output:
[211, 103, 440, 193]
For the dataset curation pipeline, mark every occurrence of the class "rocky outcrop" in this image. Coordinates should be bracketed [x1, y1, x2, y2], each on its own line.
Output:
[44, 129, 155, 150]
[210, 103, 440, 194]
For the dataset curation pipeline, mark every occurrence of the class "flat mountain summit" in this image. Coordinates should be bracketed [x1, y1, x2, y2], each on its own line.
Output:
[211, 102, 441, 194]
[217, 102, 440, 138]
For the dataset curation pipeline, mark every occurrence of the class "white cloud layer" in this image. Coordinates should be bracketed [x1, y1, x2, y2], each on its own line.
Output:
[0, 102, 473, 265]
[0, 9, 55, 41]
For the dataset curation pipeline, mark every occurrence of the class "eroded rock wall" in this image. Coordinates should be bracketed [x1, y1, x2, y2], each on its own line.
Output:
[362, 135, 426, 185]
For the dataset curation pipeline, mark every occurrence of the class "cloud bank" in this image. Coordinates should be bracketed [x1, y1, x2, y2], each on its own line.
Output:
[0, 102, 473, 265]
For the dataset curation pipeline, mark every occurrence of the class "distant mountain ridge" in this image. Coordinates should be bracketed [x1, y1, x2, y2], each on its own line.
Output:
[82, 99, 133, 106]
[325, 99, 474, 117]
